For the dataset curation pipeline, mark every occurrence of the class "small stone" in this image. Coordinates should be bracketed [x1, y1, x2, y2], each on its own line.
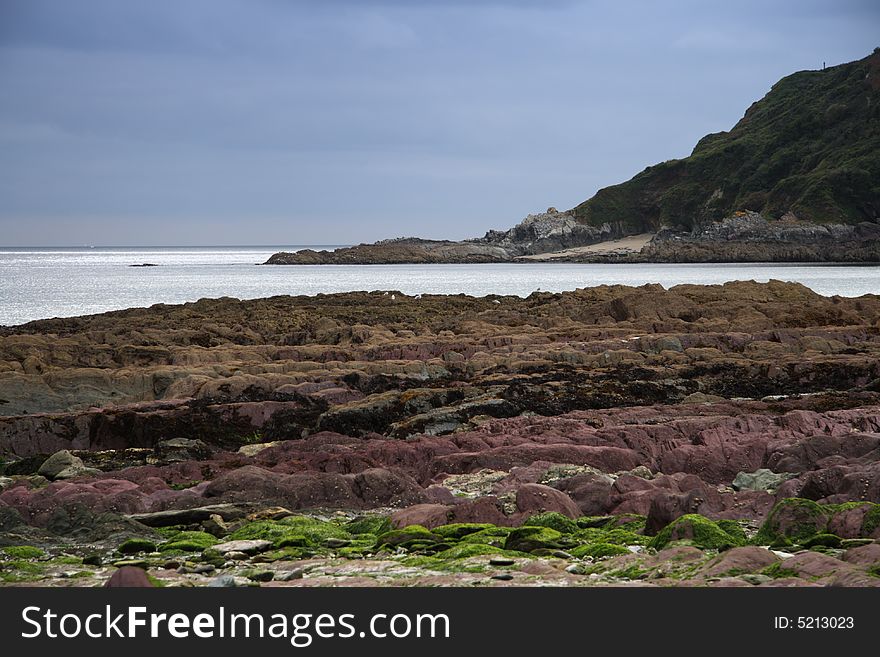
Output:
[490, 573, 514, 581]
[202, 514, 230, 537]
[178, 563, 215, 575]
[732, 469, 795, 492]
[277, 569, 304, 581]
[488, 558, 515, 566]
[627, 465, 655, 479]
[224, 551, 249, 561]
[237, 441, 283, 457]
[112, 559, 147, 568]
[245, 507, 294, 521]
[0, 476, 14, 491]
[212, 539, 273, 555]
[682, 392, 724, 404]
[37, 450, 83, 479]
[55, 465, 102, 480]
[324, 538, 351, 548]
[208, 574, 250, 588]
[245, 569, 275, 582]
[163, 560, 181, 570]
[82, 554, 103, 566]
[740, 574, 773, 585]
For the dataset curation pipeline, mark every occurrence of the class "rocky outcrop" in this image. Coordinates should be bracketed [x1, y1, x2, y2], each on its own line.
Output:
[639, 212, 880, 263]
[480, 208, 614, 255]
[266, 238, 512, 265]
[266, 210, 880, 265]
[2, 282, 880, 586]
[264, 208, 612, 264]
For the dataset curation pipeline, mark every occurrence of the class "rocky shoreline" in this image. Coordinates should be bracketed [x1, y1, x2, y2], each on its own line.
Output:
[264, 210, 880, 265]
[2, 281, 880, 586]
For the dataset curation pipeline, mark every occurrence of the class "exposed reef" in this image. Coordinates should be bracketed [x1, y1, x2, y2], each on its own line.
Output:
[2, 281, 880, 585]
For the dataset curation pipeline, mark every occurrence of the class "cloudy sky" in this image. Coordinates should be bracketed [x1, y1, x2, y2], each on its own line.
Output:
[0, 0, 877, 246]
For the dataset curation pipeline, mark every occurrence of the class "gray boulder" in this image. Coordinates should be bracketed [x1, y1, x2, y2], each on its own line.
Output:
[732, 469, 795, 492]
[37, 450, 99, 480]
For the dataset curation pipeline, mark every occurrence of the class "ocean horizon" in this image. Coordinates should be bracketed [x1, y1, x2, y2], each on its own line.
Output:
[1, 245, 879, 327]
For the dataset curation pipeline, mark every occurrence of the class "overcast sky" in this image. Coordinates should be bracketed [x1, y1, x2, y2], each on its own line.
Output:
[0, 0, 877, 246]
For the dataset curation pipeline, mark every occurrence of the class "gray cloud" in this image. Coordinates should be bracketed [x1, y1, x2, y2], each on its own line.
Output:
[0, 0, 878, 245]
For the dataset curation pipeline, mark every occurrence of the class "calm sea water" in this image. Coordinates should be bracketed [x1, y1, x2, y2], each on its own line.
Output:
[1, 246, 878, 326]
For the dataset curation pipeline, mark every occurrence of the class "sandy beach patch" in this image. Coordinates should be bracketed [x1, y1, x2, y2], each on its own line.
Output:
[517, 233, 655, 261]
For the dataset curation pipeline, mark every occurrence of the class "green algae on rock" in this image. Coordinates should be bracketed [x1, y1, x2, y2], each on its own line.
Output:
[649, 515, 745, 551]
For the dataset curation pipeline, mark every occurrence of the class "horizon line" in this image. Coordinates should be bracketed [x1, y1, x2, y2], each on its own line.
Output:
[0, 244, 354, 249]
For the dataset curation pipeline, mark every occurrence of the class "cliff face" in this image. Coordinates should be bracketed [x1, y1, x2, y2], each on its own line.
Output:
[571, 50, 880, 233]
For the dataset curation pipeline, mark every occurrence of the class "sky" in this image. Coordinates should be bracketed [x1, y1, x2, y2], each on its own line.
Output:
[0, 0, 878, 246]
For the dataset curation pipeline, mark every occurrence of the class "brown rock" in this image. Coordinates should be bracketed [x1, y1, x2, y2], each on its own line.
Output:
[105, 566, 154, 587]
[514, 484, 580, 518]
[390, 504, 451, 529]
[698, 546, 780, 578]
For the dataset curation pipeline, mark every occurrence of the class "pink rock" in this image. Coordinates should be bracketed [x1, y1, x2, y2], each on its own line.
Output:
[827, 504, 875, 538]
[554, 473, 614, 516]
[449, 497, 511, 526]
[842, 543, 880, 565]
[514, 484, 580, 519]
[781, 551, 855, 580]
[390, 504, 451, 529]
[698, 546, 780, 578]
[105, 567, 154, 588]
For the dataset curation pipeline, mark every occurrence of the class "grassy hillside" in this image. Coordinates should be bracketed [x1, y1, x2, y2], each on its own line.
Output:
[571, 49, 880, 232]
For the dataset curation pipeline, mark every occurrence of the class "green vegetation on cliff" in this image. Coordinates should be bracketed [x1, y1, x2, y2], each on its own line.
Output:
[572, 50, 880, 231]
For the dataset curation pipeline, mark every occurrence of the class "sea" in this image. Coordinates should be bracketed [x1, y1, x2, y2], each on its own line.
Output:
[1, 246, 878, 327]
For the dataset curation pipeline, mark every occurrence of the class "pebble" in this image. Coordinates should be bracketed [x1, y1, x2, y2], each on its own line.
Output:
[771, 550, 795, 559]
[208, 574, 251, 588]
[178, 564, 215, 574]
[246, 570, 275, 582]
[490, 573, 514, 581]
[277, 569, 304, 581]
[82, 555, 103, 567]
[212, 539, 273, 555]
[488, 558, 516, 566]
